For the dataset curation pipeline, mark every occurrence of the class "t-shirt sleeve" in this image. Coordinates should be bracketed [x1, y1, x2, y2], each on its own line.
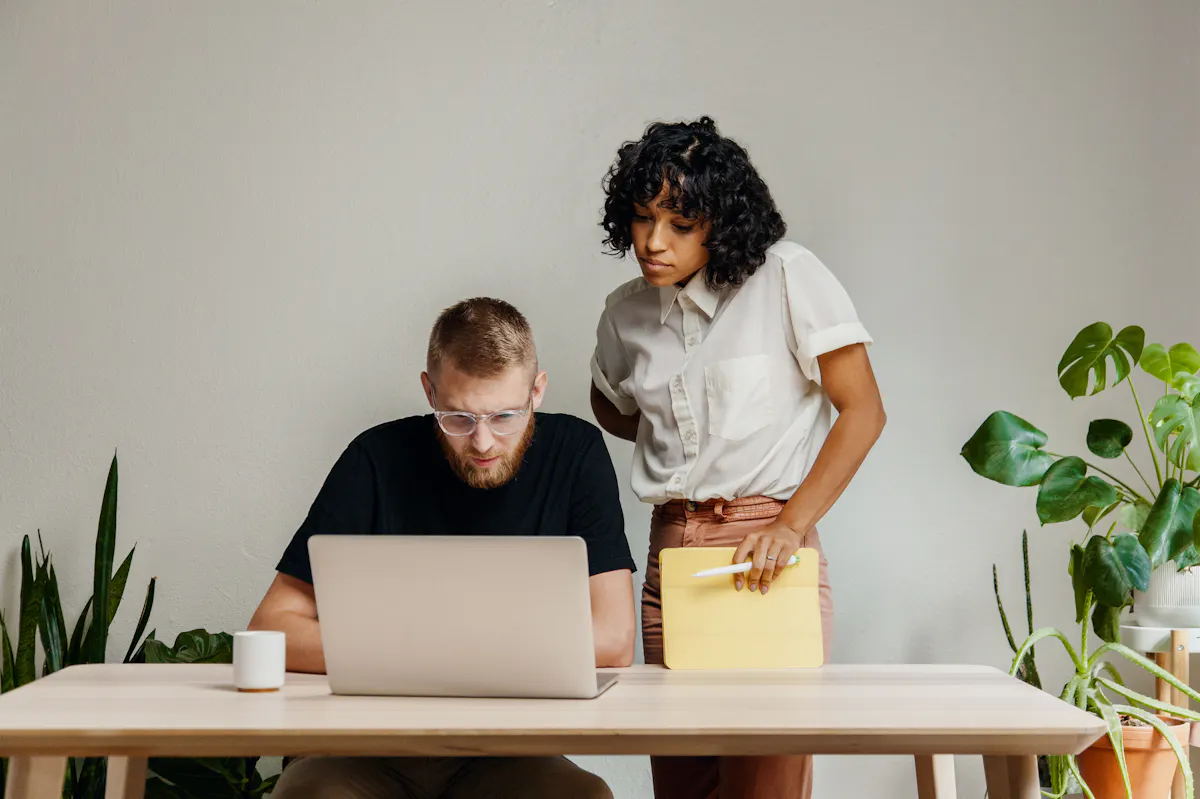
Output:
[569, 426, 637, 576]
[276, 441, 375, 584]
[781, 248, 873, 385]
[590, 307, 640, 416]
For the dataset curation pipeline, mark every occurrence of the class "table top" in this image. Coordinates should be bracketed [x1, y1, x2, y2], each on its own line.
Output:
[0, 663, 1104, 758]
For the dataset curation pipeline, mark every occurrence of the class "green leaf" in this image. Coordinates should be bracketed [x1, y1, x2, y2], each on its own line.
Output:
[143, 629, 233, 664]
[1140, 342, 1200, 387]
[1177, 373, 1200, 402]
[1058, 323, 1145, 399]
[86, 453, 119, 664]
[37, 562, 67, 676]
[68, 597, 92, 666]
[1084, 536, 1133, 607]
[1091, 602, 1123, 643]
[0, 613, 15, 693]
[1087, 419, 1134, 459]
[1177, 546, 1200, 571]
[1084, 501, 1121, 529]
[1119, 501, 1151, 533]
[107, 546, 135, 626]
[15, 538, 44, 687]
[1139, 479, 1200, 568]
[1150, 393, 1200, 471]
[1036, 457, 1118, 524]
[961, 411, 1056, 487]
[124, 577, 156, 664]
[1070, 544, 1088, 623]
[1111, 534, 1151, 592]
[1088, 693, 1132, 799]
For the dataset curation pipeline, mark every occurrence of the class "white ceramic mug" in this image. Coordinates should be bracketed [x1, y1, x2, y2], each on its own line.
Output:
[233, 631, 286, 692]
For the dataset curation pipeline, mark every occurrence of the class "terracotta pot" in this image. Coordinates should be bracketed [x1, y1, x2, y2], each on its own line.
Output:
[1075, 715, 1190, 799]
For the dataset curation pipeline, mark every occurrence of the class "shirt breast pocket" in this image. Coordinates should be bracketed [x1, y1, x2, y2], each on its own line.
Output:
[704, 354, 773, 441]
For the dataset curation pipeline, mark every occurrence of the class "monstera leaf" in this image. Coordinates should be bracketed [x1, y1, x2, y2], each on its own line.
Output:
[1139, 479, 1200, 568]
[1036, 457, 1118, 525]
[143, 629, 233, 664]
[1087, 419, 1134, 460]
[1140, 343, 1200, 388]
[1057, 323, 1145, 399]
[961, 411, 1056, 486]
[1149, 393, 1200, 471]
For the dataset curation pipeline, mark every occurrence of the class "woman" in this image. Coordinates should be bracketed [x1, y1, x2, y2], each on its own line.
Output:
[589, 116, 886, 799]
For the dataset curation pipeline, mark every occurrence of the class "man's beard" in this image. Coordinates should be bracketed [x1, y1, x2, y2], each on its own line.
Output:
[437, 415, 535, 490]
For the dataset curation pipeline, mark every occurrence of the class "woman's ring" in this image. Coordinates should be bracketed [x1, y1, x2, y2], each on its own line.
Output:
[766, 555, 777, 561]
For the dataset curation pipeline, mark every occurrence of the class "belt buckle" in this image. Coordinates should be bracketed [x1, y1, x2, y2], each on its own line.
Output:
[684, 500, 698, 512]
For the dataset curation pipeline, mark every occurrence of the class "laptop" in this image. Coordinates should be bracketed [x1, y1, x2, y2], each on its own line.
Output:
[307, 534, 619, 699]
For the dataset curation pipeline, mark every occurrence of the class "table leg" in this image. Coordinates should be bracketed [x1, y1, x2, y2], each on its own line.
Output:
[914, 755, 956, 798]
[1170, 629, 1189, 799]
[1157, 652, 1171, 704]
[105, 757, 148, 799]
[982, 756, 1011, 799]
[1005, 755, 1039, 799]
[4, 756, 66, 799]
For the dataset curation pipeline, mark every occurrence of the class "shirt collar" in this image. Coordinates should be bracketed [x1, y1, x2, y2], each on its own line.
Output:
[658, 271, 721, 324]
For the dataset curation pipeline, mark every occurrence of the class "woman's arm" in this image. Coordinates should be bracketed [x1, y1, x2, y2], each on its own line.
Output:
[734, 343, 885, 592]
[590, 382, 641, 442]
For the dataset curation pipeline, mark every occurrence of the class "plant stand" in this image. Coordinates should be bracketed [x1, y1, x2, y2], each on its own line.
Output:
[1119, 624, 1200, 799]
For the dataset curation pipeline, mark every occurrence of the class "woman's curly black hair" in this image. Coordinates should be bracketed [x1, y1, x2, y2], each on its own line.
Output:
[600, 116, 786, 289]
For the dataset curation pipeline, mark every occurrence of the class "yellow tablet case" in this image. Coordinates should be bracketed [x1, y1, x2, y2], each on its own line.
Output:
[660, 547, 823, 670]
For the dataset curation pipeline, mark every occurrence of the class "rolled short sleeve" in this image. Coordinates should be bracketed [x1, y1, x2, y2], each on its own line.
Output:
[782, 248, 873, 385]
[590, 308, 640, 416]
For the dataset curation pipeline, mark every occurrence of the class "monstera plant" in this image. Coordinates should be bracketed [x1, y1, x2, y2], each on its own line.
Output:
[963, 322, 1200, 798]
[963, 323, 1200, 640]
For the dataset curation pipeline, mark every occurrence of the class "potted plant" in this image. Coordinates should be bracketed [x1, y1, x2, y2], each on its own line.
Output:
[0, 454, 274, 798]
[962, 322, 1200, 797]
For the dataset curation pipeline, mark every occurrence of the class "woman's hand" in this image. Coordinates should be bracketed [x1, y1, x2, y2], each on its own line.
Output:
[731, 522, 806, 595]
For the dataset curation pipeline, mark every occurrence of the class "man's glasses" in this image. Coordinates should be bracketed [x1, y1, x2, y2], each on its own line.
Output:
[430, 388, 533, 437]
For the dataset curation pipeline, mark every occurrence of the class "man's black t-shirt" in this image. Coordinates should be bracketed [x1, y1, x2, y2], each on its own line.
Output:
[277, 413, 636, 583]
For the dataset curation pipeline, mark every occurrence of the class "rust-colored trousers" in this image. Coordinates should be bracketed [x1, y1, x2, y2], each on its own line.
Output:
[642, 496, 834, 799]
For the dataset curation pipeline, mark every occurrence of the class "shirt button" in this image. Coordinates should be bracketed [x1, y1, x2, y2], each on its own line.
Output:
[684, 429, 696, 442]
[686, 336, 699, 347]
[672, 377, 682, 390]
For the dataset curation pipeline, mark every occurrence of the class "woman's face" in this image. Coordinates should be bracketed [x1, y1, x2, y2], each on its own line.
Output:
[630, 191, 711, 288]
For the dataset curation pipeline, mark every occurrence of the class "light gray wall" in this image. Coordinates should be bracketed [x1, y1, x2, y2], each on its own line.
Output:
[2, 2, 1197, 796]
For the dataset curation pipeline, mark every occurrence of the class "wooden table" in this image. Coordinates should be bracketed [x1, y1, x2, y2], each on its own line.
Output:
[0, 663, 1104, 799]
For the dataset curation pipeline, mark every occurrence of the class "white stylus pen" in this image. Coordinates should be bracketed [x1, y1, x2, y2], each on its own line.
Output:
[691, 555, 799, 578]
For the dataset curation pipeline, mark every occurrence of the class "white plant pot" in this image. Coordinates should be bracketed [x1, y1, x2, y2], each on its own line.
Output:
[1135, 565, 1200, 628]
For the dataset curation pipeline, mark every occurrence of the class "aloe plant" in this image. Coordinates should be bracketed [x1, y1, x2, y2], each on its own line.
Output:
[0, 456, 272, 798]
[962, 323, 1200, 642]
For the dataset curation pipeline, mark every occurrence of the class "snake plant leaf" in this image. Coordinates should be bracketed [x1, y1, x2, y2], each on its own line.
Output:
[123, 577, 156, 664]
[1140, 343, 1200, 387]
[961, 411, 1056, 486]
[1036, 457, 1118, 525]
[16, 537, 44, 686]
[1084, 536, 1133, 607]
[37, 561, 67, 676]
[107, 546, 135, 626]
[1149, 392, 1200, 471]
[1111, 534, 1151, 592]
[1140, 479, 1200, 568]
[1119, 501, 1152, 533]
[1087, 419, 1134, 459]
[67, 596, 92, 666]
[85, 453, 119, 664]
[1057, 323, 1145, 399]
[0, 613, 15, 693]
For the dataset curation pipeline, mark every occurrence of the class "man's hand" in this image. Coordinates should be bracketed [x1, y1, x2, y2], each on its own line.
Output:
[588, 569, 635, 667]
[731, 522, 806, 595]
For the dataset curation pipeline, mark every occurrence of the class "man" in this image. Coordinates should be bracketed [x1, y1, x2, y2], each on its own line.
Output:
[252, 297, 636, 799]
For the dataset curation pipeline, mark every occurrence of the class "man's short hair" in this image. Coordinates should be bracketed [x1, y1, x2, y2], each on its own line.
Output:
[426, 297, 537, 377]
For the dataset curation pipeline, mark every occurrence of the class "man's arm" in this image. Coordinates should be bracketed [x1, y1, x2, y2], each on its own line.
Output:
[248, 572, 326, 674]
[589, 568, 635, 667]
